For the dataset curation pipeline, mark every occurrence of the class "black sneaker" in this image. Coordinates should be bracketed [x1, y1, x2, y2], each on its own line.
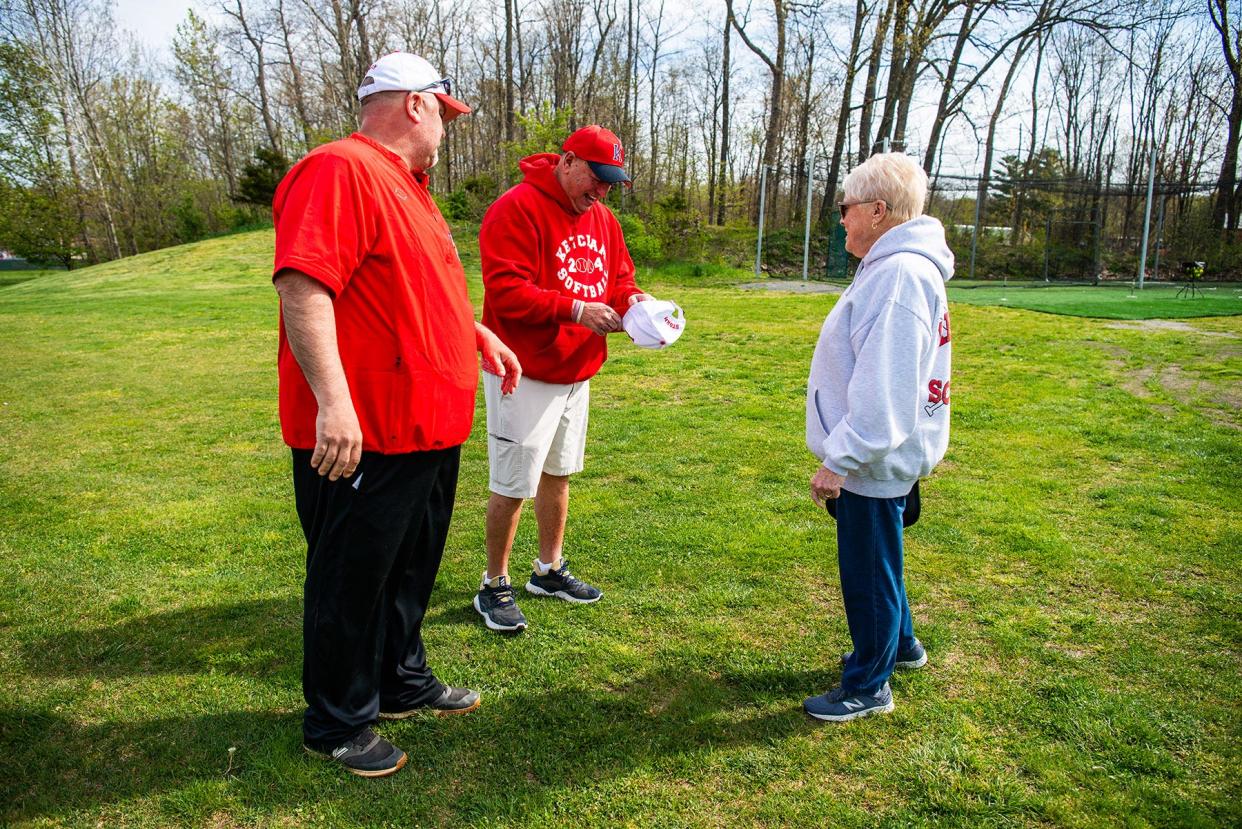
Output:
[474, 573, 527, 633]
[841, 639, 927, 671]
[380, 685, 481, 719]
[525, 558, 602, 603]
[303, 728, 407, 777]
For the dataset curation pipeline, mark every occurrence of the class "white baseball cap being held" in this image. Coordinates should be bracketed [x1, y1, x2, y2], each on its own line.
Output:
[357, 52, 472, 120]
[622, 300, 686, 349]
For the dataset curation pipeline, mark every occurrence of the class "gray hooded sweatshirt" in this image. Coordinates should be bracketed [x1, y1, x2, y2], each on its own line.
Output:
[806, 215, 954, 498]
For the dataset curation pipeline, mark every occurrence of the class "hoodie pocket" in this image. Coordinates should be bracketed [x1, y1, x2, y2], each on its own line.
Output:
[812, 389, 833, 435]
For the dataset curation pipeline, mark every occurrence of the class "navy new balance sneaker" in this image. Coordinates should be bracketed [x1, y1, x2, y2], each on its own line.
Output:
[525, 558, 602, 603]
[803, 683, 895, 723]
[841, 639, 927, 670]
[303, 728, 407, 777]
[474, 573, 528, 633]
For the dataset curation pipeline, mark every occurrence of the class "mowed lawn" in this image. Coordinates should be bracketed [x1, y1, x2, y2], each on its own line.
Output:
[945, 281, 1242, 320]
[0, 229, 1239, 828]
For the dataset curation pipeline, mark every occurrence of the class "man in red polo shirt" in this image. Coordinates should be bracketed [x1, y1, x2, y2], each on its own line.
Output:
[272, 51, 520, 778]
[472, 126, 653, 634]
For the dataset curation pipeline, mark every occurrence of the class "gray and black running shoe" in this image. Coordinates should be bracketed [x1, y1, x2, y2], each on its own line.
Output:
[474, 574, 528, 633]
[525, 558, 602, 604]
[303, 728, 407, 777]
[380, 685, 481, 719]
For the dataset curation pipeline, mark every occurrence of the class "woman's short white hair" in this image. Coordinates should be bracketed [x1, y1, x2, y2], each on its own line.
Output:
[842, 152, 928, 223]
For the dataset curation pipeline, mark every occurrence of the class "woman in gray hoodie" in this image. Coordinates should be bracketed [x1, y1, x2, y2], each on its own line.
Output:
[804, 152, 954, 722]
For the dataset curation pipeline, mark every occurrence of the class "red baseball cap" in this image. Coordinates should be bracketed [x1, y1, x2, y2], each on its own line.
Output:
[563, 125, 630, 185]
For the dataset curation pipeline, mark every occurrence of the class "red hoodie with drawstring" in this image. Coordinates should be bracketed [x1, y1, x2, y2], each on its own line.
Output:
[480, 153, 643, 384]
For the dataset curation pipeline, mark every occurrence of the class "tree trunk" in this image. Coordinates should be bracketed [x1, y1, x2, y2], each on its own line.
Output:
[717, 6, 731, 226]
[979, 36, 1032, 244]
[728, 0, 786, 221]
[228, 0, 281, 152]
[875, 0, 911, 149]
[922, 1, 976, 174]
[1210, 0, 1241, 232]
[822, 0, 866, 225]
[277, 0, 314, 151]
[505, 0, 515, 143]
[1013, 31, 1045, 243]
[858, 0, 895, 161]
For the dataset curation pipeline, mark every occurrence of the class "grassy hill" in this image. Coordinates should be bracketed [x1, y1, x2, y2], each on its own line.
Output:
[1, 229, 1239, 827]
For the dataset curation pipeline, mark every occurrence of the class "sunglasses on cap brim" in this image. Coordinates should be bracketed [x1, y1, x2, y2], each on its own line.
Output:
[413, 77, 453, 96]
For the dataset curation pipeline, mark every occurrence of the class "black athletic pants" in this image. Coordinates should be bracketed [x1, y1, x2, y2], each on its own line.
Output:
[292, 445, 460, 746]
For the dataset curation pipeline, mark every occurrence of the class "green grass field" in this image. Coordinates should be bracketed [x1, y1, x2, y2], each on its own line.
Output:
[945, 281, 1242, 320]
[1, 229, 1239, 828]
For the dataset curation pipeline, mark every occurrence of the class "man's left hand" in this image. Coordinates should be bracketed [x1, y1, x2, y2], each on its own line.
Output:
[628, 293, 655, 306]
[810, 465, 846, 509]
[476, 322, 522, 394]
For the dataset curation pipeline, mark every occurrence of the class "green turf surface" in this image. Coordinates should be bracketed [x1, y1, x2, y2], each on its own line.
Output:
[0, 270, 60, 288]
[945, 281, 1242, 319]
[1, 229, 1239, 827]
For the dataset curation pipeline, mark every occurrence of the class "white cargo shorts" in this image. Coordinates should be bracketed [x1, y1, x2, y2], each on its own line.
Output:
[483, 372, 590, 499]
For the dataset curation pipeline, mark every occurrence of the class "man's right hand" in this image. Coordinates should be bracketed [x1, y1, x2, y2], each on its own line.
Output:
[579, 301, 622, 335]
[275, 269, 363, 482]
[312, 400, 363, 480]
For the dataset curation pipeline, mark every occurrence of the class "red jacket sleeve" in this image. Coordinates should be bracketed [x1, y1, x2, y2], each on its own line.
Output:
[272, 153, 373, 297]
[480, 196, 576, 325]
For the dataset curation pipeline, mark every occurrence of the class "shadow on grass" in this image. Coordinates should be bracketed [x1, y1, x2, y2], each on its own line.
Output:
[1, 672, 828, 825]
[5, 597, 837, 824]
[0, 706, 300, 824]
[19, 597, 300, 679]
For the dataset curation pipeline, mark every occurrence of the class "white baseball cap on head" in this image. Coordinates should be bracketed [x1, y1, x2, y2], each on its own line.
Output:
[357, 51, 471, 120]
[622, 300, 686, 349]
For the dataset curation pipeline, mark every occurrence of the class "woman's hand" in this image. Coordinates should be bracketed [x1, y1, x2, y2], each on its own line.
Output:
[810, 465, 846, 508]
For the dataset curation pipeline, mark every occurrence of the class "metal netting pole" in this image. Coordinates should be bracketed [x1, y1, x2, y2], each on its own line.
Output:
[802, 155, 814, 281]
[969, 180, 982, 281]
[1152, 193, 1166, 282]
[754, 165, 769, 279]
[1137, 121, 1157, 290]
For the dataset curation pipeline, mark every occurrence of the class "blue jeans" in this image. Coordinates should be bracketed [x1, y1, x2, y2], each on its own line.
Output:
[835, 488, 916, 695]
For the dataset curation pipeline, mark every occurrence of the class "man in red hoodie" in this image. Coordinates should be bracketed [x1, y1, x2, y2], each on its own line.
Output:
[474, 125, 652, 634]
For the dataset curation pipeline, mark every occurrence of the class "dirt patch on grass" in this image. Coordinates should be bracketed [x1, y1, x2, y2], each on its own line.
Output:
[1119, 366, 1156, 399]
[1114, 361, 1238, 428]
[1105, 320, 1238, 337]
[1085, 342, 1131, 358]
[739, 280, 843, 294]
[1158, 364, 1203, 396]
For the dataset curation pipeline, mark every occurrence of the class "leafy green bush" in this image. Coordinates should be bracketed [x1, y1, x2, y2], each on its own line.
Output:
[501, 104, 574, 182]
[647, 192, 706, 261]
[616, 212, 662, 264]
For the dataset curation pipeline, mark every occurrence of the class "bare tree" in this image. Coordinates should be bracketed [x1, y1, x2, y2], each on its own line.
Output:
[858, 0, 895, 161]
[276, 0, 315, 151]
[1210, 0, 1241, 231]
[220, 0, 281, 152]
[717, 4, 732, 225]
[727, 0, 788, 218]
[822, 0, 868, 222]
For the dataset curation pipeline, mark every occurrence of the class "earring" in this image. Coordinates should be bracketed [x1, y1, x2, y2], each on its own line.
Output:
[871, 221, 879, 229]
